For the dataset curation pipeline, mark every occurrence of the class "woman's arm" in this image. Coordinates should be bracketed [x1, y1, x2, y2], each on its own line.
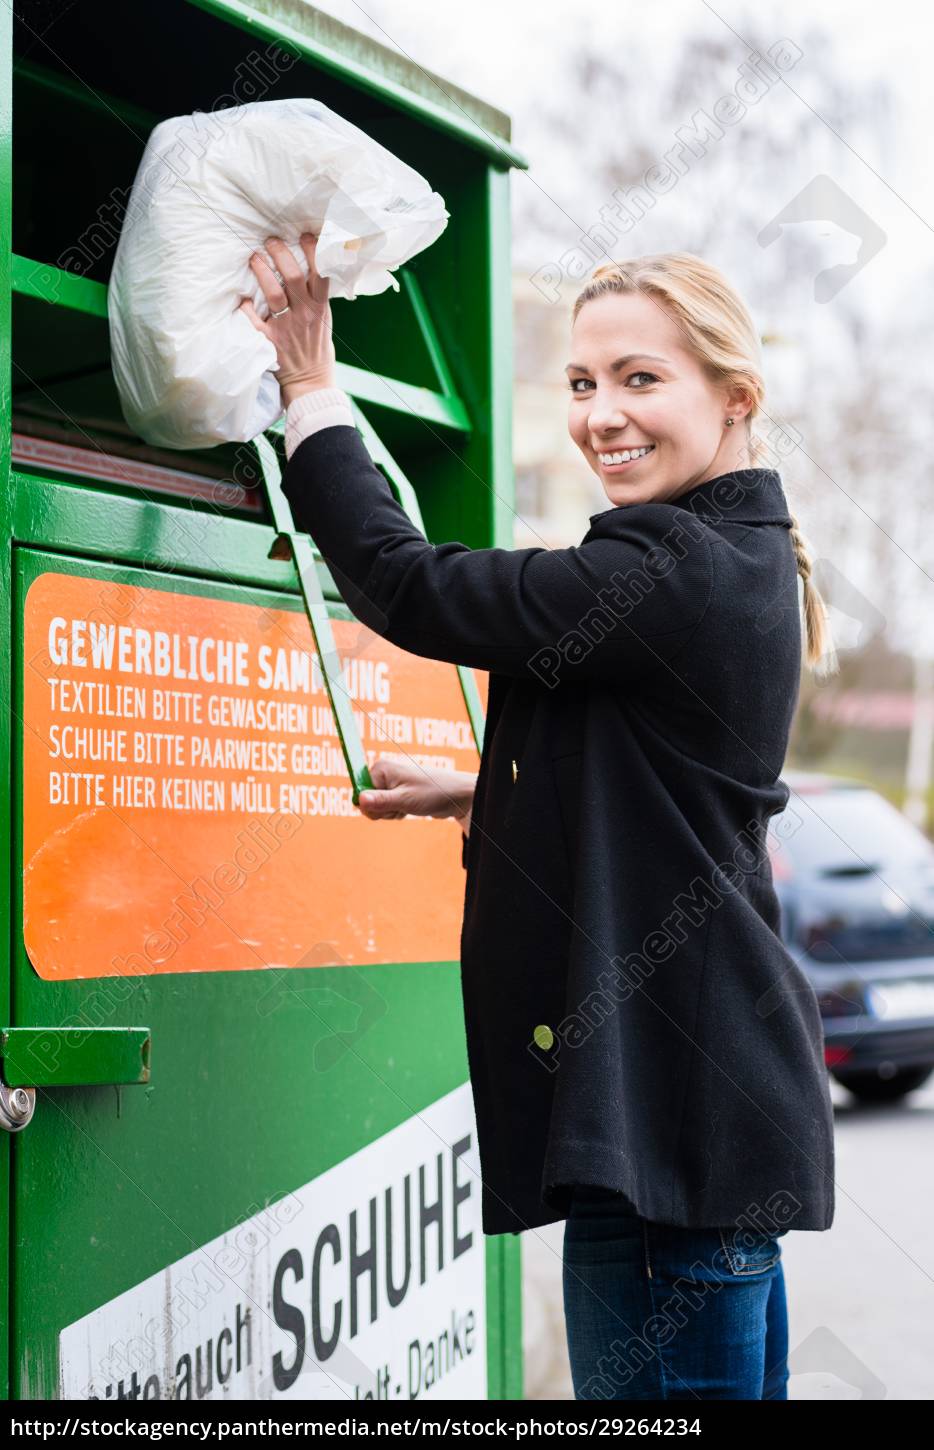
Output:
[280, 423, 712, 687]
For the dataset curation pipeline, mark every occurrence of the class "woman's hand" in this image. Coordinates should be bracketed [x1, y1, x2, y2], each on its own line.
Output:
[239, 233, 337, 407]
[358, 756, 476, 836]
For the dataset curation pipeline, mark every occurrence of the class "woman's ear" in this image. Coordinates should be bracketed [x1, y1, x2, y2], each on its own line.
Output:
[724, 383, 753, 422]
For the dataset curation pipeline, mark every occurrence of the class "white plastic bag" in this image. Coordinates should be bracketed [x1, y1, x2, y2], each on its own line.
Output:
[108, 97, 449, 450]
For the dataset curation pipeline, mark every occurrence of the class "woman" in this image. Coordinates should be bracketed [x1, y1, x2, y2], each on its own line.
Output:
[241, 240, 837, 1401]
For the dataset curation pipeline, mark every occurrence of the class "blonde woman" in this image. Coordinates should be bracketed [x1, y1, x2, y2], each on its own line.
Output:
[242, 239, 837, 1401]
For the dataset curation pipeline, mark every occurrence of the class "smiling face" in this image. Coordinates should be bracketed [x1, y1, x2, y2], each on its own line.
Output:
[566, 291, 753, 509]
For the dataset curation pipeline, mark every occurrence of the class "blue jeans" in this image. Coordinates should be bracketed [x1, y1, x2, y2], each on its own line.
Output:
[562, 1186, 789, 1400]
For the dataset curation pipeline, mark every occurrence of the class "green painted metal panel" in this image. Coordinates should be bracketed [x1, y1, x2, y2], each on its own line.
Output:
[0, 1028, 152, 1088]
[12, 253, 110, 318]
[187, 0, 530, 170]
[10, 547, 478, 1398]
[3, 0, 524, 1403]
[0, 0, 11, 1406]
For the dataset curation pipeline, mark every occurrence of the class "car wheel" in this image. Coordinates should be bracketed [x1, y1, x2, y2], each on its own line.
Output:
[832, 1065, 934, 1103]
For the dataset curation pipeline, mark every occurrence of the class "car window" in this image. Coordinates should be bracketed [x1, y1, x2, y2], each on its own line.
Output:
[773, 787, 933, 874]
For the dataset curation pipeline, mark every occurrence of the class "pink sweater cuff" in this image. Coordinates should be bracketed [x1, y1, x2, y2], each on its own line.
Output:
[284, 387, 356, 459]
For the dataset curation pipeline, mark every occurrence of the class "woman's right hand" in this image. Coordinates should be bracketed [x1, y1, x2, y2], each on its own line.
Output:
[357, 756, 475, 835]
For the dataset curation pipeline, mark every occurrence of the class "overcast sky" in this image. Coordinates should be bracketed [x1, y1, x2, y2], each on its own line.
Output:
[310, 0, 932, 325]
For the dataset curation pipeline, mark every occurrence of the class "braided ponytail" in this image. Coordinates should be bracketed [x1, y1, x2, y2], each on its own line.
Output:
[788, 512, 838, 679]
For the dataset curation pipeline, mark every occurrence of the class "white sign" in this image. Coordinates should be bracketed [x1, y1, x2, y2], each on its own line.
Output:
[59, 1084, 486, 1400]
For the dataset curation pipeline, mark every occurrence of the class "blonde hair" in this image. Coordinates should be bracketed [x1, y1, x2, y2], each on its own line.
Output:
[571, 253, 837, 678]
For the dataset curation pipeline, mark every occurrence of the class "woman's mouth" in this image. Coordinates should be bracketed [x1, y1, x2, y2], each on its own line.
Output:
[597, 445, 655, 473]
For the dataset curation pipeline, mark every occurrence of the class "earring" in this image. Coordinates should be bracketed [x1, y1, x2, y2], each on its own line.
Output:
[725, 417, 735, 426]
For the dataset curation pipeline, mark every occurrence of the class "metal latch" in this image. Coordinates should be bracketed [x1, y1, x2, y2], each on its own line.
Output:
[0, 1027, 151, 1131]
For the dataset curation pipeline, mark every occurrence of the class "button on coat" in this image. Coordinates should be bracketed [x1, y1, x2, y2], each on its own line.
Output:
[283, 426, 836, 1239]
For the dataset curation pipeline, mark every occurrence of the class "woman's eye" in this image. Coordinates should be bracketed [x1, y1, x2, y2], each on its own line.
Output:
[566, 372, 657, 394]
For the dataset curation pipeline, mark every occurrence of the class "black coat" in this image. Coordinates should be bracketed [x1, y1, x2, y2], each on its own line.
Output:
[282, 425, 836, 1239]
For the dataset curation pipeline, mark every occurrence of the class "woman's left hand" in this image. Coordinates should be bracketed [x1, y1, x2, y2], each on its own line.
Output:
[239, 233, 337, 407]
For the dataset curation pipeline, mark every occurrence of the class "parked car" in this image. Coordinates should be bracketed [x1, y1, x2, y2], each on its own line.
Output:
[767, 771, 934, 1104]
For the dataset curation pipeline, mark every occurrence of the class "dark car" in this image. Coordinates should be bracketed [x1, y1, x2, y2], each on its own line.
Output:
[767, 771, 934, 1104]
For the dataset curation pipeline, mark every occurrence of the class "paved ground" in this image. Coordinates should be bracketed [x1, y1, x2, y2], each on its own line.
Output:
[521, 1073, 934, 1400]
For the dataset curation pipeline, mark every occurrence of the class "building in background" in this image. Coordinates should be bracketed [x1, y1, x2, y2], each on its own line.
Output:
[512, 269, 608, 548]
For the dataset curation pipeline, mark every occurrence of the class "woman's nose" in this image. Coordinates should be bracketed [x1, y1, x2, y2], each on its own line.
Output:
[587, 402, 630, 437]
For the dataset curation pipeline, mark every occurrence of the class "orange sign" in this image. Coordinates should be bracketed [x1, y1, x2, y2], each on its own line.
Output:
[23, 572, 486, 981]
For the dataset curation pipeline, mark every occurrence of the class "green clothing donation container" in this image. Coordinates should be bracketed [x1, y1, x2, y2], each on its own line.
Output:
[0, 0, 529, 1401]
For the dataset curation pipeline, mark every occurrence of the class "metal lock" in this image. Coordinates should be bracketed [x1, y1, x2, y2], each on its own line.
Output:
[0, 1082, 36, 1132]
